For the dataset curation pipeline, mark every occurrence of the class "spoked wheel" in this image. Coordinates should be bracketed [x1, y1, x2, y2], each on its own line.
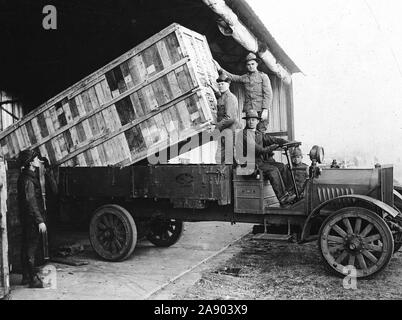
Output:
[89, 204, 137, 261]
[319, 207, 394, 278]
[147, 218, 183, 247]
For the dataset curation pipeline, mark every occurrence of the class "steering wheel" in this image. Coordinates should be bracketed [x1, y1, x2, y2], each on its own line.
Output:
[280, 141, 302, 149]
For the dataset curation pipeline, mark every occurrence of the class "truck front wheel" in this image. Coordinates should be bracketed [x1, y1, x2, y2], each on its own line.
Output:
[319, 207, 394, 278]
[89, 204, 137, 261]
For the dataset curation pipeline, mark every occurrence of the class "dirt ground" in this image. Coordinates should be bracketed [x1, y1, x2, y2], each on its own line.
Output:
[173, 234, 402, 300]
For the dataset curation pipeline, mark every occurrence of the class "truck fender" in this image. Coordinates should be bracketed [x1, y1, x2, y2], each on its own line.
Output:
[301, 194, 400, 242]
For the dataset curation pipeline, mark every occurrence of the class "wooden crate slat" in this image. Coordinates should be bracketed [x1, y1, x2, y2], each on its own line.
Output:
[10, 133, 19, 156]
[62, 100, 74, 124]
[82, 119, 93, 142]
[14, 129, 25, 152]
[139, 121, 153, 148]
[49, 107, 60, 132]
[68, 97, 80, 119]
[31, 117, 42, 143]
[120, 61, 134, 89]
[36, 113, 49, 138]
[76, 153, 87, 166]
[143, 85, 159, 111]
[166, 71, 182, 98]
[165, 32, 182, 64]
[88, 115, 100, 136]
[154, 113, 169, 143]
[142, 44, 164, 77]
[133, 54, 148, 84]
[156, 38, 172, 68]
[115, 96, 136, 126]
[100, 79, 113, 103]
[129, 92, 145, 119]
[83, 149, 94, 166]
[75, 94, 86, 117]
[90, 147, 102, 166]
[19, 125, 29, 149]
[96, 144, 107, 165]
[127, 57, 142, 87]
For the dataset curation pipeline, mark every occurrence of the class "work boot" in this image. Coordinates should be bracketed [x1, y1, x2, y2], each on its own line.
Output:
[29, 275, 43, 289]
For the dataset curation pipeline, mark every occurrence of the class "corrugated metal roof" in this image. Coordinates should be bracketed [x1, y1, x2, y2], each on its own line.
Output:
[226, 0, 302, 74]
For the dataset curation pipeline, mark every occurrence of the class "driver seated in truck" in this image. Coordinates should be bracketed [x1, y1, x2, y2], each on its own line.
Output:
[256, 119, 295, 196]
[237, 110, 296, 206]
[289, 147, 308, 196]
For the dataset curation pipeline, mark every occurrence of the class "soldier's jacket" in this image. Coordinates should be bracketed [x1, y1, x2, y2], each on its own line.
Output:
[225, 70, 273, 113]
[291, 162, 309, 194]
[17, 169, 45, 226]
[237, 129, 288, 163]
[216, 90, 241, 132]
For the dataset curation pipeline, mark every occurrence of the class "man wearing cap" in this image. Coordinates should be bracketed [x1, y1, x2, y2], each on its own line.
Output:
[237, 110, 296, 206]
[290, 147, 309, 195]
[214, 52, 273, 121]
[213, 73, 241, 164]
[17, 149, 46, 288]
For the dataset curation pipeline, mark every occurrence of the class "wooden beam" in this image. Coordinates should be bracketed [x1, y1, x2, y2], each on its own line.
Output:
[202, 0, 292, 83]
[0, 161, 10, 298]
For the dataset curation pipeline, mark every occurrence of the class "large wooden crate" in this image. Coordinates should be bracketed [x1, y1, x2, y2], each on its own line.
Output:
[0, 23, 217, 167]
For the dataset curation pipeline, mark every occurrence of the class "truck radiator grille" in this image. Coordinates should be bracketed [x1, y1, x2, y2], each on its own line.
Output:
[317, 186, 355, 208]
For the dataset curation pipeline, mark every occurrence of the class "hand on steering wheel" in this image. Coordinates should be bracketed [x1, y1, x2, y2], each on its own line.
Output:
[281, 141, 302, 149]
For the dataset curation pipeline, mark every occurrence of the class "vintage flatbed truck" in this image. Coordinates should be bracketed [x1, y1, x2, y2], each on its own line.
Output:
[58, 143, 402, 279]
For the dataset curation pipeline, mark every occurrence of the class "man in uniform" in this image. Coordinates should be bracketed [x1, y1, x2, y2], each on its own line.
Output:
[256, 118, 294, 196]
[214, 73, 241, 163]
[290, 147, 309, 196]
[214, 52, 273, 121]
[238, 110, 296, 206]
[17, 149, 46, 288]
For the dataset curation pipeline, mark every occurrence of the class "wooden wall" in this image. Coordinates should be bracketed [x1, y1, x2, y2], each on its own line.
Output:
[0, 161, 9, 298]
[0, 91, 24, 132]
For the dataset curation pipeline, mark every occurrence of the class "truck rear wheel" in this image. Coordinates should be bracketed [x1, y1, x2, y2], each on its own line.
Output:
[319, 207, 394, 278]
[147, 218, 183, 247]
[89, 204, 137, 261]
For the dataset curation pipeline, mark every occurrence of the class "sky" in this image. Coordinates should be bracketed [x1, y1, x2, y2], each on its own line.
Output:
[248, 0, 402, 181]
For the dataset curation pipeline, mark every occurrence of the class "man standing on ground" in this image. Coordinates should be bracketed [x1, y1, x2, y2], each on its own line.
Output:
[214, 52, 273, 122]
[17, 149, 46, 288]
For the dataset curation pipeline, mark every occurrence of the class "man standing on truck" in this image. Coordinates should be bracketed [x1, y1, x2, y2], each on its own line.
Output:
[17, 149, 46, 288]
[238, 110, 296, 206]
[213, 73, 241, 164]
[214, 52, 273, 122]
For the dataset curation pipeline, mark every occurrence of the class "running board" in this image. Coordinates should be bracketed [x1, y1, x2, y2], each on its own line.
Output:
[252, 233, 293, 241]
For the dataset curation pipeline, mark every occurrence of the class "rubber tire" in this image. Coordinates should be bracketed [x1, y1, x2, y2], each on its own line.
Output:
[318, 207, 394, 279]
[89, 204, 137, 261]
[147, 219, 183, 247]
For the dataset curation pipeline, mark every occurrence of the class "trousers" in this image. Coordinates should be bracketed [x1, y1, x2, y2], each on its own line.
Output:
[20, 224, 41, 281]
[257, 161, 287, 200]
[265, 160, 294, 193]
